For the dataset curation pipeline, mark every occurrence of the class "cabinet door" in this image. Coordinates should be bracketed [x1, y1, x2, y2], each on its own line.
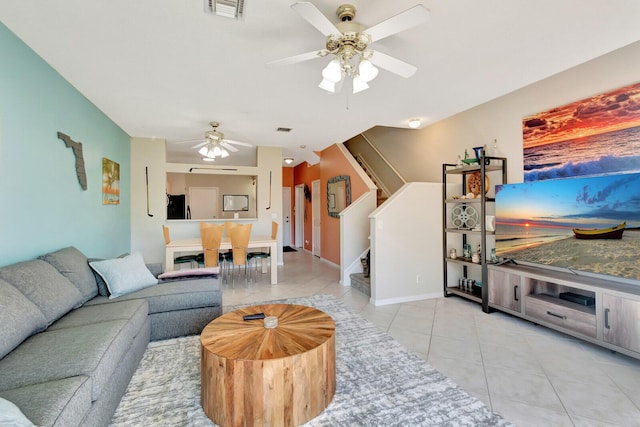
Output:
[488, 269, 522, 312]
[603, 294, 640, 354]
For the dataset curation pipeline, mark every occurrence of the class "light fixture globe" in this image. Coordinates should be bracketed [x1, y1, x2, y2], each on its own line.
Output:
[352, 76, 369, 94]
[284, 157, 294, 164]
[322, 59, 343, 83]
[319, 78, 336, 93]
[358, 59, 378, 83]
[408, 118, 421, 128]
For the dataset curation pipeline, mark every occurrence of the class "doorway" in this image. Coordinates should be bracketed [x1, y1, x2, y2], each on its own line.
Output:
[312, 179, 321, 257]
[282, 187, 292, 246]
[294, 185, 304, 248]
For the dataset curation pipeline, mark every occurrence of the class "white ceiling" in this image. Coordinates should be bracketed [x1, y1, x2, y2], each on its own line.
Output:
[2, 1, 640, 167]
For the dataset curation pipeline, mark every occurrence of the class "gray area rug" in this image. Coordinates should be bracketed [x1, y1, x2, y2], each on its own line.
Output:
[110, 294, 513, 426]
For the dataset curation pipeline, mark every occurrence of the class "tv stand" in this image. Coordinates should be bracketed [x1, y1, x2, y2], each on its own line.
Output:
[488, 263, 640, 360]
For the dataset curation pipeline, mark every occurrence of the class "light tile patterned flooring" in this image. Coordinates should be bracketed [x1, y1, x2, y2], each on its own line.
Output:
[223, 250, 640, 427]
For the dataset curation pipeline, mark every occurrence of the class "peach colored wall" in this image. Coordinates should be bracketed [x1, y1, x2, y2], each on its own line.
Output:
[319, 144, 369, 265]
[293, 162, 320, 252]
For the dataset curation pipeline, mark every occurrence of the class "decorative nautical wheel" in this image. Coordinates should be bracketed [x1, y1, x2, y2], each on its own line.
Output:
[451, 205, 479, 229]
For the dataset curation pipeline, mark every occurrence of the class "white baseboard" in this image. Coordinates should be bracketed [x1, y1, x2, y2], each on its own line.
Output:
[369, 291, 443, 306]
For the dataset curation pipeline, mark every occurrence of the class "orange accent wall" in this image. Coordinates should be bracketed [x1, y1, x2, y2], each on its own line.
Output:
[319, 144, 369, 265]
[282, 167, 294, 188]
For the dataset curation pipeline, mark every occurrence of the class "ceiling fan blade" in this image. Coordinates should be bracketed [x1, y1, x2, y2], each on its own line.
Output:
[174, 138, 205, 145]
[225, 139, 253, 147]
[220, 141, 239, 152]
[291, 2, 341, 37]
[365, 5, 430, 42]
[191, 141, 209, 149]
[369, 50, 417, 78]
[266, 50, 327, 68]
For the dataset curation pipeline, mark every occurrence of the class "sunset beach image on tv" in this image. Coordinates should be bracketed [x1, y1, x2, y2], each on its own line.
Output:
[523, 81, 640, 182]
[495, 172, 640, 282]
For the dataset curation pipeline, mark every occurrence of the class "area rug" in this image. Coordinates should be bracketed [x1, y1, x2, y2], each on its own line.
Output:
[283, 245, 297, 252]
[110, 295, 512, 426]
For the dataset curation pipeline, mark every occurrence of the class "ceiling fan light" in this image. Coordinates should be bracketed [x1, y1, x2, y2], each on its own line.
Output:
[212, 145, 222, 156]
[352, 77, 369, 94]
[322, 59, 343, 83]
[202, 157, 215, 162]
[220, 148, 230, 158]
[358, 60, 378, 83]
[318, 78, 336, 93]
[198, 146, 209, 156]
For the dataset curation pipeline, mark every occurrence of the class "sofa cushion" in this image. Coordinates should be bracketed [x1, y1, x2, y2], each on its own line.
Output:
[39, 246, 98, 304]
[0, 320, 136, 401]
[0, 397, 36, 427]
[0, 279, 47, 359]
[48, 299, 148, 343]
[0, 376, 91, 427]
[85, 277, 220, 315]
[89, 253, 158, 299]
[0, 260, 83, 326]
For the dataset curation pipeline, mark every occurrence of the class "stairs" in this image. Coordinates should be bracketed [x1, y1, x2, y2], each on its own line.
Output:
[350, 273, 370, 297]
[354, 154, 390, 207]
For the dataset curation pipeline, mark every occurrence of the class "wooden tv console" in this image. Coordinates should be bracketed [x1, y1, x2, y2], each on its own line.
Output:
[487, 263, 640, 360]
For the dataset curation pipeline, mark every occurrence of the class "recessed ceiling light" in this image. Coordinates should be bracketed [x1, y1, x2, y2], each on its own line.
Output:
[299, 145, 306, 149]
[284, 158, 294, 164]
[202, 157, 215, 162]
[408, 118, 421, 129]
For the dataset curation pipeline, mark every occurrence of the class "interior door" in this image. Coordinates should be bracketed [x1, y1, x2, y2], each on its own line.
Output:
[188, 187, 218, 219]
[282, 187, 292, 246]
[312, 179, 321, 257]
[295, 185, 304, 248]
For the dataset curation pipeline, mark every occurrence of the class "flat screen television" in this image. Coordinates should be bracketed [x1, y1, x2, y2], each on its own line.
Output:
[222, 194, 249, 212]
[494, 172, 640, 284]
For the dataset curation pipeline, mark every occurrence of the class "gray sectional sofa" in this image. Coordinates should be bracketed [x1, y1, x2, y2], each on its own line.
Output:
[0, 246, 222, 427]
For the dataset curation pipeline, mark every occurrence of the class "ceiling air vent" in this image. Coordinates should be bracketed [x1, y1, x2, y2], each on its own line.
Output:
[277, 127, 292, 133]
[204, 0, 245, 20]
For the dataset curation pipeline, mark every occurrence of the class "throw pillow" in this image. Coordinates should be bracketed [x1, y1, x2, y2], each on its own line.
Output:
[0, 397, 36, 427]
[89, 253, 158, 299]
[88, 253, 129, 297]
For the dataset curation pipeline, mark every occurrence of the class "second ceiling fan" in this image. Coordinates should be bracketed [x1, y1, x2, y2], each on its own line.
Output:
[267, 2, 430, 94]
[182, 122, 252, 160]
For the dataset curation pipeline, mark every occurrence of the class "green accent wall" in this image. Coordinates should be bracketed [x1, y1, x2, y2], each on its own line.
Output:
[0, 22, 131, 266]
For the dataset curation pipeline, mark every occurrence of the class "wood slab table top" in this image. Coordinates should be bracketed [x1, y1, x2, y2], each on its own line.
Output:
[200, 304, 336, 427]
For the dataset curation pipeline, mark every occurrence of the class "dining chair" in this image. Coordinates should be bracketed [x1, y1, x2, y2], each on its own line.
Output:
[163, 225, 199, 269]
[228, 223, 252, 286]
[248, 221, 278, 279]
[220, 221, 238, 268]
[199, 223, 226, 281]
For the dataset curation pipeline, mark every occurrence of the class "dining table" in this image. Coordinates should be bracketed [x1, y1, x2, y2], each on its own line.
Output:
[165, 236, 278, 284]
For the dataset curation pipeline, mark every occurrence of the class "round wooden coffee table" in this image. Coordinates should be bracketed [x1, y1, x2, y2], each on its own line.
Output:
[200, 303, 336, 427]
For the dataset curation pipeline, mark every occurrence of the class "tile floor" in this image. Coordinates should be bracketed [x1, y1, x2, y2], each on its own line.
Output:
[222, 250, 640, 427]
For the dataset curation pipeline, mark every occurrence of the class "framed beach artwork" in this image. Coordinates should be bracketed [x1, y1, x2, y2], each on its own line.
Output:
[522, 81, 640, 182]
[102, 158, 120, 205]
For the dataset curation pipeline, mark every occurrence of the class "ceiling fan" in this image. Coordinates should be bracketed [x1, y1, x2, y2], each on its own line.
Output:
[266, 2, 430, 94]
[179, 122, 252, 160]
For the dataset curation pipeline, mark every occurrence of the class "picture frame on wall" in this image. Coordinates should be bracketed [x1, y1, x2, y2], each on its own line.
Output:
[102, 157, 120, 205]
[522, 81, 640, 181]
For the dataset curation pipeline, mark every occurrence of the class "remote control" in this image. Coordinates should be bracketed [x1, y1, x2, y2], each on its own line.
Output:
[243, 313, 265, 321]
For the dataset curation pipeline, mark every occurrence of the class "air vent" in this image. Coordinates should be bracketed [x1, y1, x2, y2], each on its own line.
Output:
[204, 0, 245, 19]
[277, 127, 292, 132]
